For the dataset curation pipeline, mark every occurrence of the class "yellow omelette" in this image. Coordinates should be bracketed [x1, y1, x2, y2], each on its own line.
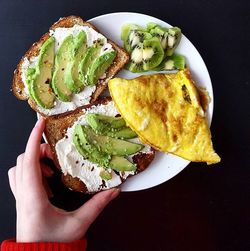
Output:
[108, 69, 220, 164]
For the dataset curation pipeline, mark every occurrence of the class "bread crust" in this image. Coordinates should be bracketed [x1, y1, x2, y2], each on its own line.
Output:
[12, 16, 129, 116]
[44, 97, 155, 193]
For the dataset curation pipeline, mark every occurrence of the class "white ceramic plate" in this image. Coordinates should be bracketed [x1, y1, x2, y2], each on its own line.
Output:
[88, 12, 214, 192]
[41, 12, 213, 192]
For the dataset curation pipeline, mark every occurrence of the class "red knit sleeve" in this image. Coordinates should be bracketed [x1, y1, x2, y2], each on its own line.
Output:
[1, 238, 87, 251]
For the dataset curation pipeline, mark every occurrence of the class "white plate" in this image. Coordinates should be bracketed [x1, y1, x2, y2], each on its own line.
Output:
[88, 12, 214, 192]
[41, 12, 214, 192]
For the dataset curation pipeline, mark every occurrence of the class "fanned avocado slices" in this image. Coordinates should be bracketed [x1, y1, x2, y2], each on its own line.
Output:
[29, 36, 56, 109]
[78, 41, 103, 84]
[82, 126, 143, 156]
[86, 113, 137, 139]
[73, 124, 111, 167]
[86, 51, 117, 86]
[51, 35, 74, 102]
[64, 31, 87, 93]
[73, 124, 140, 172]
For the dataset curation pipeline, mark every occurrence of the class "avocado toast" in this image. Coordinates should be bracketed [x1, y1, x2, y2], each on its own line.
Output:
[45, 97, 155, 193]
[12, 16, 129, 116]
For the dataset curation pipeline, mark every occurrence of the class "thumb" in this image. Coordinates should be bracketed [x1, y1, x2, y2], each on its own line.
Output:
[73, 188, 120, 226]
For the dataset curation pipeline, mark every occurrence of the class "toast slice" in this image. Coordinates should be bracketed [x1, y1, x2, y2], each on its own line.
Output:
[12, 16, 129, 116]
[44, 97, 155, 193]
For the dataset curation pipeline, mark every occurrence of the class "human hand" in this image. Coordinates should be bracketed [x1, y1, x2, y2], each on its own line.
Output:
[8, 118, 120, 243]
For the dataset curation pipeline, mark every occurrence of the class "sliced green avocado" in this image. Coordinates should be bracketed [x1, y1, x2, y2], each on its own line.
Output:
[73, 124, 111, 167]
[86, 51, 117, 86]
[64, 31, 87, 93]
[86, 113, 137, 139]
[100, 170, 112, 180]
[83, 126, 143, 156]
[73, 125, 137, 172]
[106, 127, 137, 139]
[78, 42, 102, 84]
[30, 37, 56, 109]
[86, 113, 125, 131]
[109, 156, 137, 172]
[51, 35, 74, 102]
[86, 114, 126, 129]
[26, 67, 36, 98]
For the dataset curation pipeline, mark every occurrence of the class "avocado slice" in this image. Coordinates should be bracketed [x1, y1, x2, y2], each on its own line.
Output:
[51, 35, 74, 102]
[64, 31, 87, 93]
[109, 156, 137, 172]
[99, 170, 112, 180]
[29, 36, 56, 109]
[86, 114, 137, 139]
[73, 124, 139, 172]
[78, 42, 102, 84]
[73, 125, 111, 167]
[83, 126, 143, 156]
[26, 67, 36, 98]
[106, 127, 137, 139]
[86, 51, 116, 86]
[86, 114, 126, 129]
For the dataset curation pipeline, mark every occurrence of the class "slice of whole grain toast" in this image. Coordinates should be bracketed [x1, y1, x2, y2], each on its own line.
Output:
[12, 15, 129, 116]
[44, 97, 155, 193]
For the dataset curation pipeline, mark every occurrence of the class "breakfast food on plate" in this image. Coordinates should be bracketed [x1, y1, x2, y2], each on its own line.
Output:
[12, 13, 220, 193]
[121, 22, 185, 72]
[45, 97, 155, 193]
[12, 16, 129, 116]
[108, 68, 221, 164]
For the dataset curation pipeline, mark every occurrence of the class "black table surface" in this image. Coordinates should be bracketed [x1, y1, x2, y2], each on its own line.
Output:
[0, 1, 249, 250]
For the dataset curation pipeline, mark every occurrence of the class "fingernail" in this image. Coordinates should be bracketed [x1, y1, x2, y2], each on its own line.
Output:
[35, 117, 45, 127]
[111, 187, 120, 199]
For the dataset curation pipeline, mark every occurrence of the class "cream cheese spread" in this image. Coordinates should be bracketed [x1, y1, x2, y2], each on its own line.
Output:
[55, 101, 153, 193]
[21, 24, 114, 116]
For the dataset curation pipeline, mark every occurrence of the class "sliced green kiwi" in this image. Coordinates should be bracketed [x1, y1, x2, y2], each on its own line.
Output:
[166, 27, 182, 56]
[126, 38, 164, 72]
[124, 30, 152, 53]
[154, 53, 186, 71]
[121, 23, 143, 41]
[146, 22, 158, 32]
[142, 37, 164, 71]
[126, 43, 144, 73]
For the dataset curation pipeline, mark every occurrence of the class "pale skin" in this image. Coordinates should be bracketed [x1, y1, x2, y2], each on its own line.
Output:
[8, 117, 120, 243]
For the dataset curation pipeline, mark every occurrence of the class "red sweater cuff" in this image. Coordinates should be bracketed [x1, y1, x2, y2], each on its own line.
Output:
[1, 238, 87, 251]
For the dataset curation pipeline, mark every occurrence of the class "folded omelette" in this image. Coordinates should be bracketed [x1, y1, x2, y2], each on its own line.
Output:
[108, 69, 220, 164]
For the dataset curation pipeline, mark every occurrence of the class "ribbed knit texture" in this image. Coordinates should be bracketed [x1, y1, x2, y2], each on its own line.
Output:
[1, 239, 87, 251]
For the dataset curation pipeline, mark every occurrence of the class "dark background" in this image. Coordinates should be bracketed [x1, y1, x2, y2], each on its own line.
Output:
[0, 0, 249, 250]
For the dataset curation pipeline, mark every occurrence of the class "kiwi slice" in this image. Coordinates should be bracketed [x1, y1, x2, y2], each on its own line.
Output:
[126, 38, 164, 72]
[121, 23, 143, 41]
[126, 43, 144, 73]
[146, 22, 158, 31]
[166, 27, 182, 56]
[154, 53, 186, 71]
[124, 29, 152, 53]
[142, 37, 164, 71]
